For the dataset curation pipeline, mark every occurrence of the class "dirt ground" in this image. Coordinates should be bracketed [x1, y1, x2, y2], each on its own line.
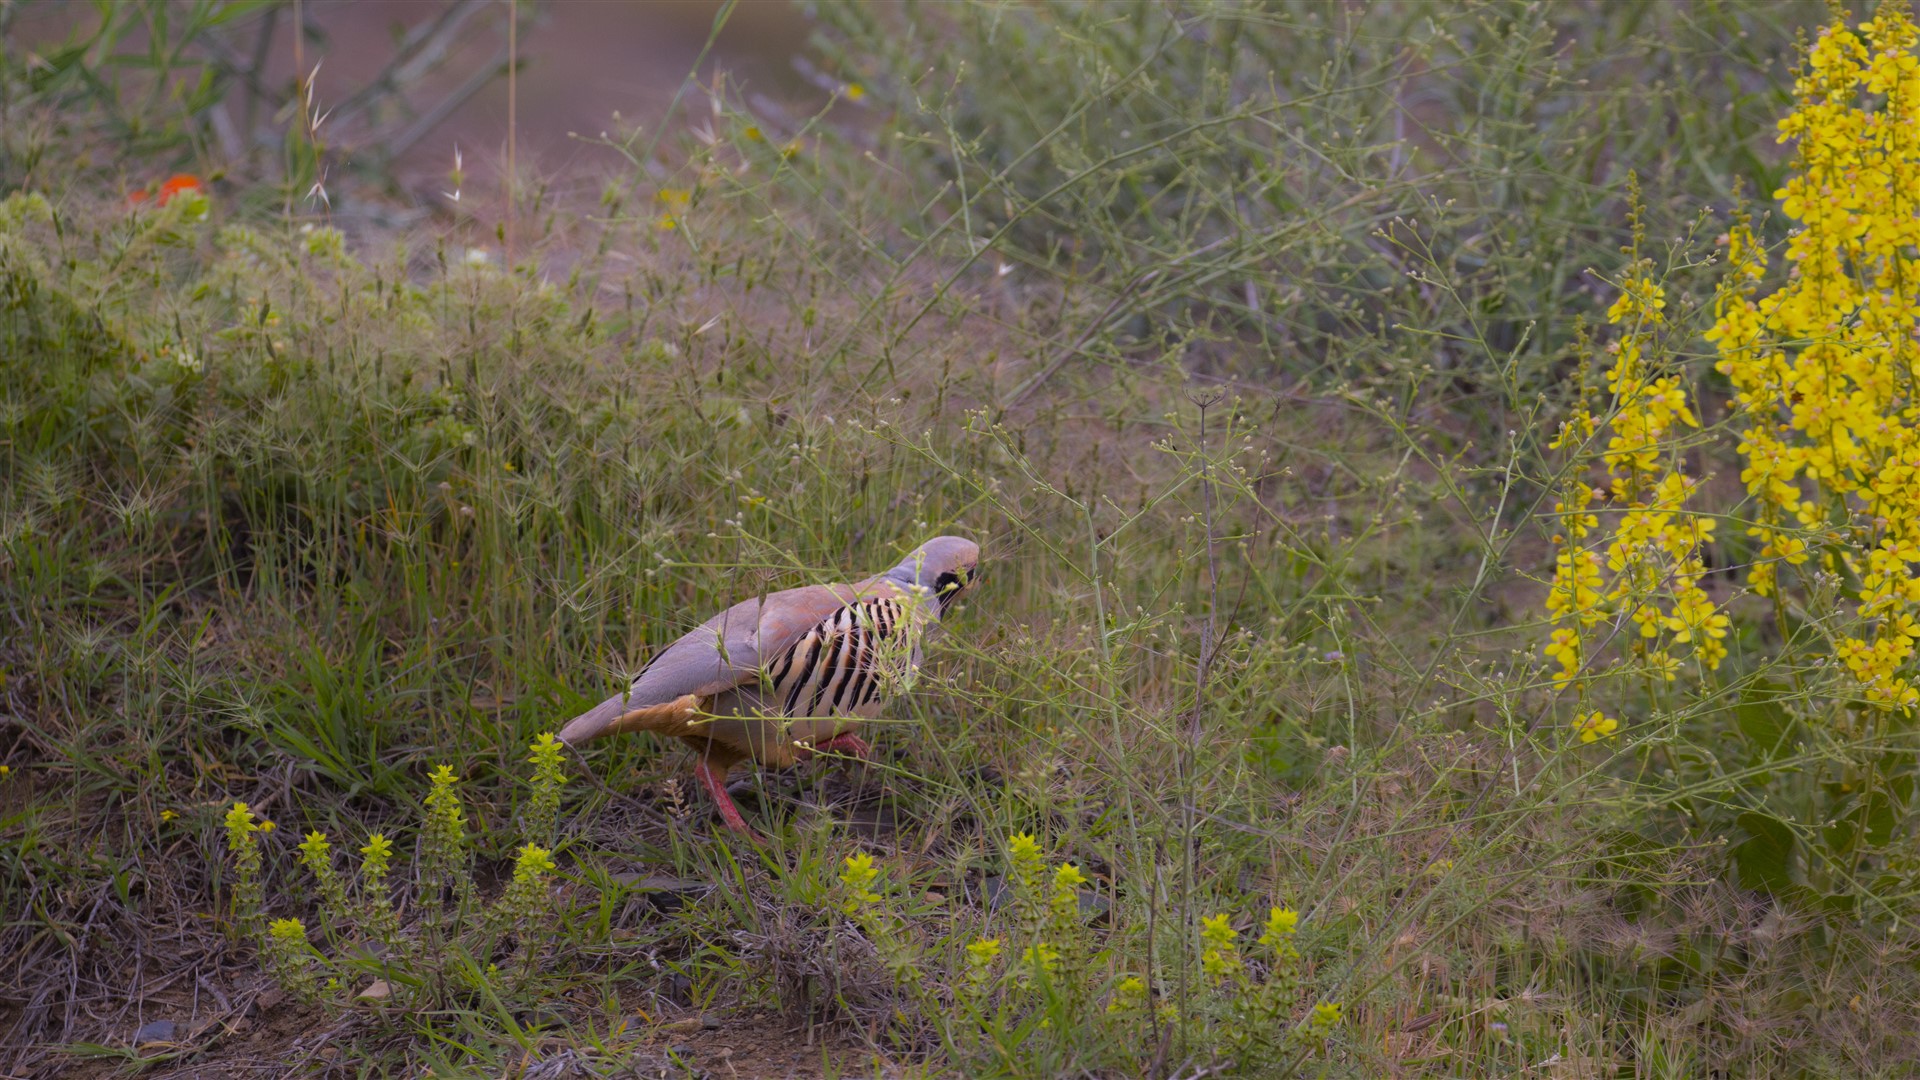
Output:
[42, 987, 883, 1079]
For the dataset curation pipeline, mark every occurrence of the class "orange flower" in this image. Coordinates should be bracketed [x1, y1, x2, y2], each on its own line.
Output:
[129, 174, 204, 207]
[158, 174, 202, 204]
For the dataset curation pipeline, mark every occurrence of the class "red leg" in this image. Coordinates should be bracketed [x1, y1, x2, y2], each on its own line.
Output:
[692, 755, 758, 839]
[809, 733, 871, 760]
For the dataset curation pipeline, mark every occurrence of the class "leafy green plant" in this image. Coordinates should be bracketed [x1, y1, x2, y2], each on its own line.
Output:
[222, 736, 567, 1013]
[835, 833, 1340, 1076]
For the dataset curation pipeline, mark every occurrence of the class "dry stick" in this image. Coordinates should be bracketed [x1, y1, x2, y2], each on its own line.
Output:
[386, 48, 511, 161]
[1190, 393, 1224, 745]
[506, 0, 517, 269]
[1168, 393, 1225, 1073]
[288, 0, 303, 220]
[1000, 267, 1161, 411]
[1145, 839, 1171, 1077]
[328, 0, 489, 126]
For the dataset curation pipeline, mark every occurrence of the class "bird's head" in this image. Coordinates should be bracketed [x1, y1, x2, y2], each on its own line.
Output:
[890, 535, 981, 613]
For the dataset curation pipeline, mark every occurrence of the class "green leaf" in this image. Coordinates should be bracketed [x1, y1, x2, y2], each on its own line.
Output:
[1733, 681, 1793, 762]
[1732, 811, 1798, 895]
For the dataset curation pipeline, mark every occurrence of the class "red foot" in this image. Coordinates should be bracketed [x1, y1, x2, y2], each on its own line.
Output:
[692, 755, 759, 840]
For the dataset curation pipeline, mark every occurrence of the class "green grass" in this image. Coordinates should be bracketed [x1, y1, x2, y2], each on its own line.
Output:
[4, 0, 1919, 1075]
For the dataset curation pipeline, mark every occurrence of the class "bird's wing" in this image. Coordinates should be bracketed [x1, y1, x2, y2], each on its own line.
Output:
[560, 581, 873, 744]
[631, 583, 861, 701]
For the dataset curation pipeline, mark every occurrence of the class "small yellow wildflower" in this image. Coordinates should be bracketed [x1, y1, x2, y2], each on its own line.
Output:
[513, 842, 557, 879]
[838, 852, 882, 912]
[1573, 710, 1620, 744]
[1109, 974, 1148, 1014]
[525, 732, 568, 845]
[159, 809, 177, 822]
[845, 82, 867, 102]
[966, 937, 1002, 965]
[1199, 913, 1241, 981]
[263, 917, 319, 999]
[1049, 863, 1088, 921]
[1259, 905, 1300, 959]
[654, 188, 691, 231]
[360, 833, 394, 875]
[964, 936, 1001, 993]
[1020, 940, 1060, 976]
[1304, 1000, 1343, 1039]
[298, 830, 330, 862]
[225, 802, 257, 845]
[1007, 832, 1045, 894]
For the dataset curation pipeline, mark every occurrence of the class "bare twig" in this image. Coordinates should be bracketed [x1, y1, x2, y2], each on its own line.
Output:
[383, 47, 512, 161]
[506, 0, 517, 266]
[327, 0, 491, 127]
[1188, 391, 1224, 743]
[1000, 267, 1162, 411]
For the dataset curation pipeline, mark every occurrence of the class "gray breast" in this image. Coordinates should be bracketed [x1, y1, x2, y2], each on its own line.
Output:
[764, 595, 922, 717]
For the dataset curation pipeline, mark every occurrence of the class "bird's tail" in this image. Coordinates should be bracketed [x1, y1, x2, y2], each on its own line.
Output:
[558, 692, 705, 745]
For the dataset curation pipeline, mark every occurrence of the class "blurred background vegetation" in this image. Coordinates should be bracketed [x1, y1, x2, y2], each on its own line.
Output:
[6, 0, 1919, 1076]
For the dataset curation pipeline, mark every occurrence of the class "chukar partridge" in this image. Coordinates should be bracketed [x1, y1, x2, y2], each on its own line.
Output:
[559, 536, 980, 837]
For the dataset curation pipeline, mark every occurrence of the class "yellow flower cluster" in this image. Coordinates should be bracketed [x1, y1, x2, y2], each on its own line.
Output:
[1708, 9, 1920, 710]
[264, 917, 320, 1001]
[359, 832, 401, 948]
[965, 936, 1002, 995]
[1259, 905, 1300, 960]
[525, 732, 568, 846]
[1108, 973, 1148, 1015]
[1199, 913, 1241, 982]
[495, 842, 558, 984]
[1546, 177, 1732, 746]
[838, 851, 883, 913]
[1599, 266, 1728, 674]
[225, 801, 266, 937]
[297, 830, 352, 932]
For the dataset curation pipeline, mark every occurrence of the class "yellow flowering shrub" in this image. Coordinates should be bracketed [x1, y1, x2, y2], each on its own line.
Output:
[1546, 181, 1728, 744]
[1708, 8, 1920, 711]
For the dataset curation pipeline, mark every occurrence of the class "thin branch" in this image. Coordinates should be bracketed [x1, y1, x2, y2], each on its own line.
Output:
[381, 47, 512, 161]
